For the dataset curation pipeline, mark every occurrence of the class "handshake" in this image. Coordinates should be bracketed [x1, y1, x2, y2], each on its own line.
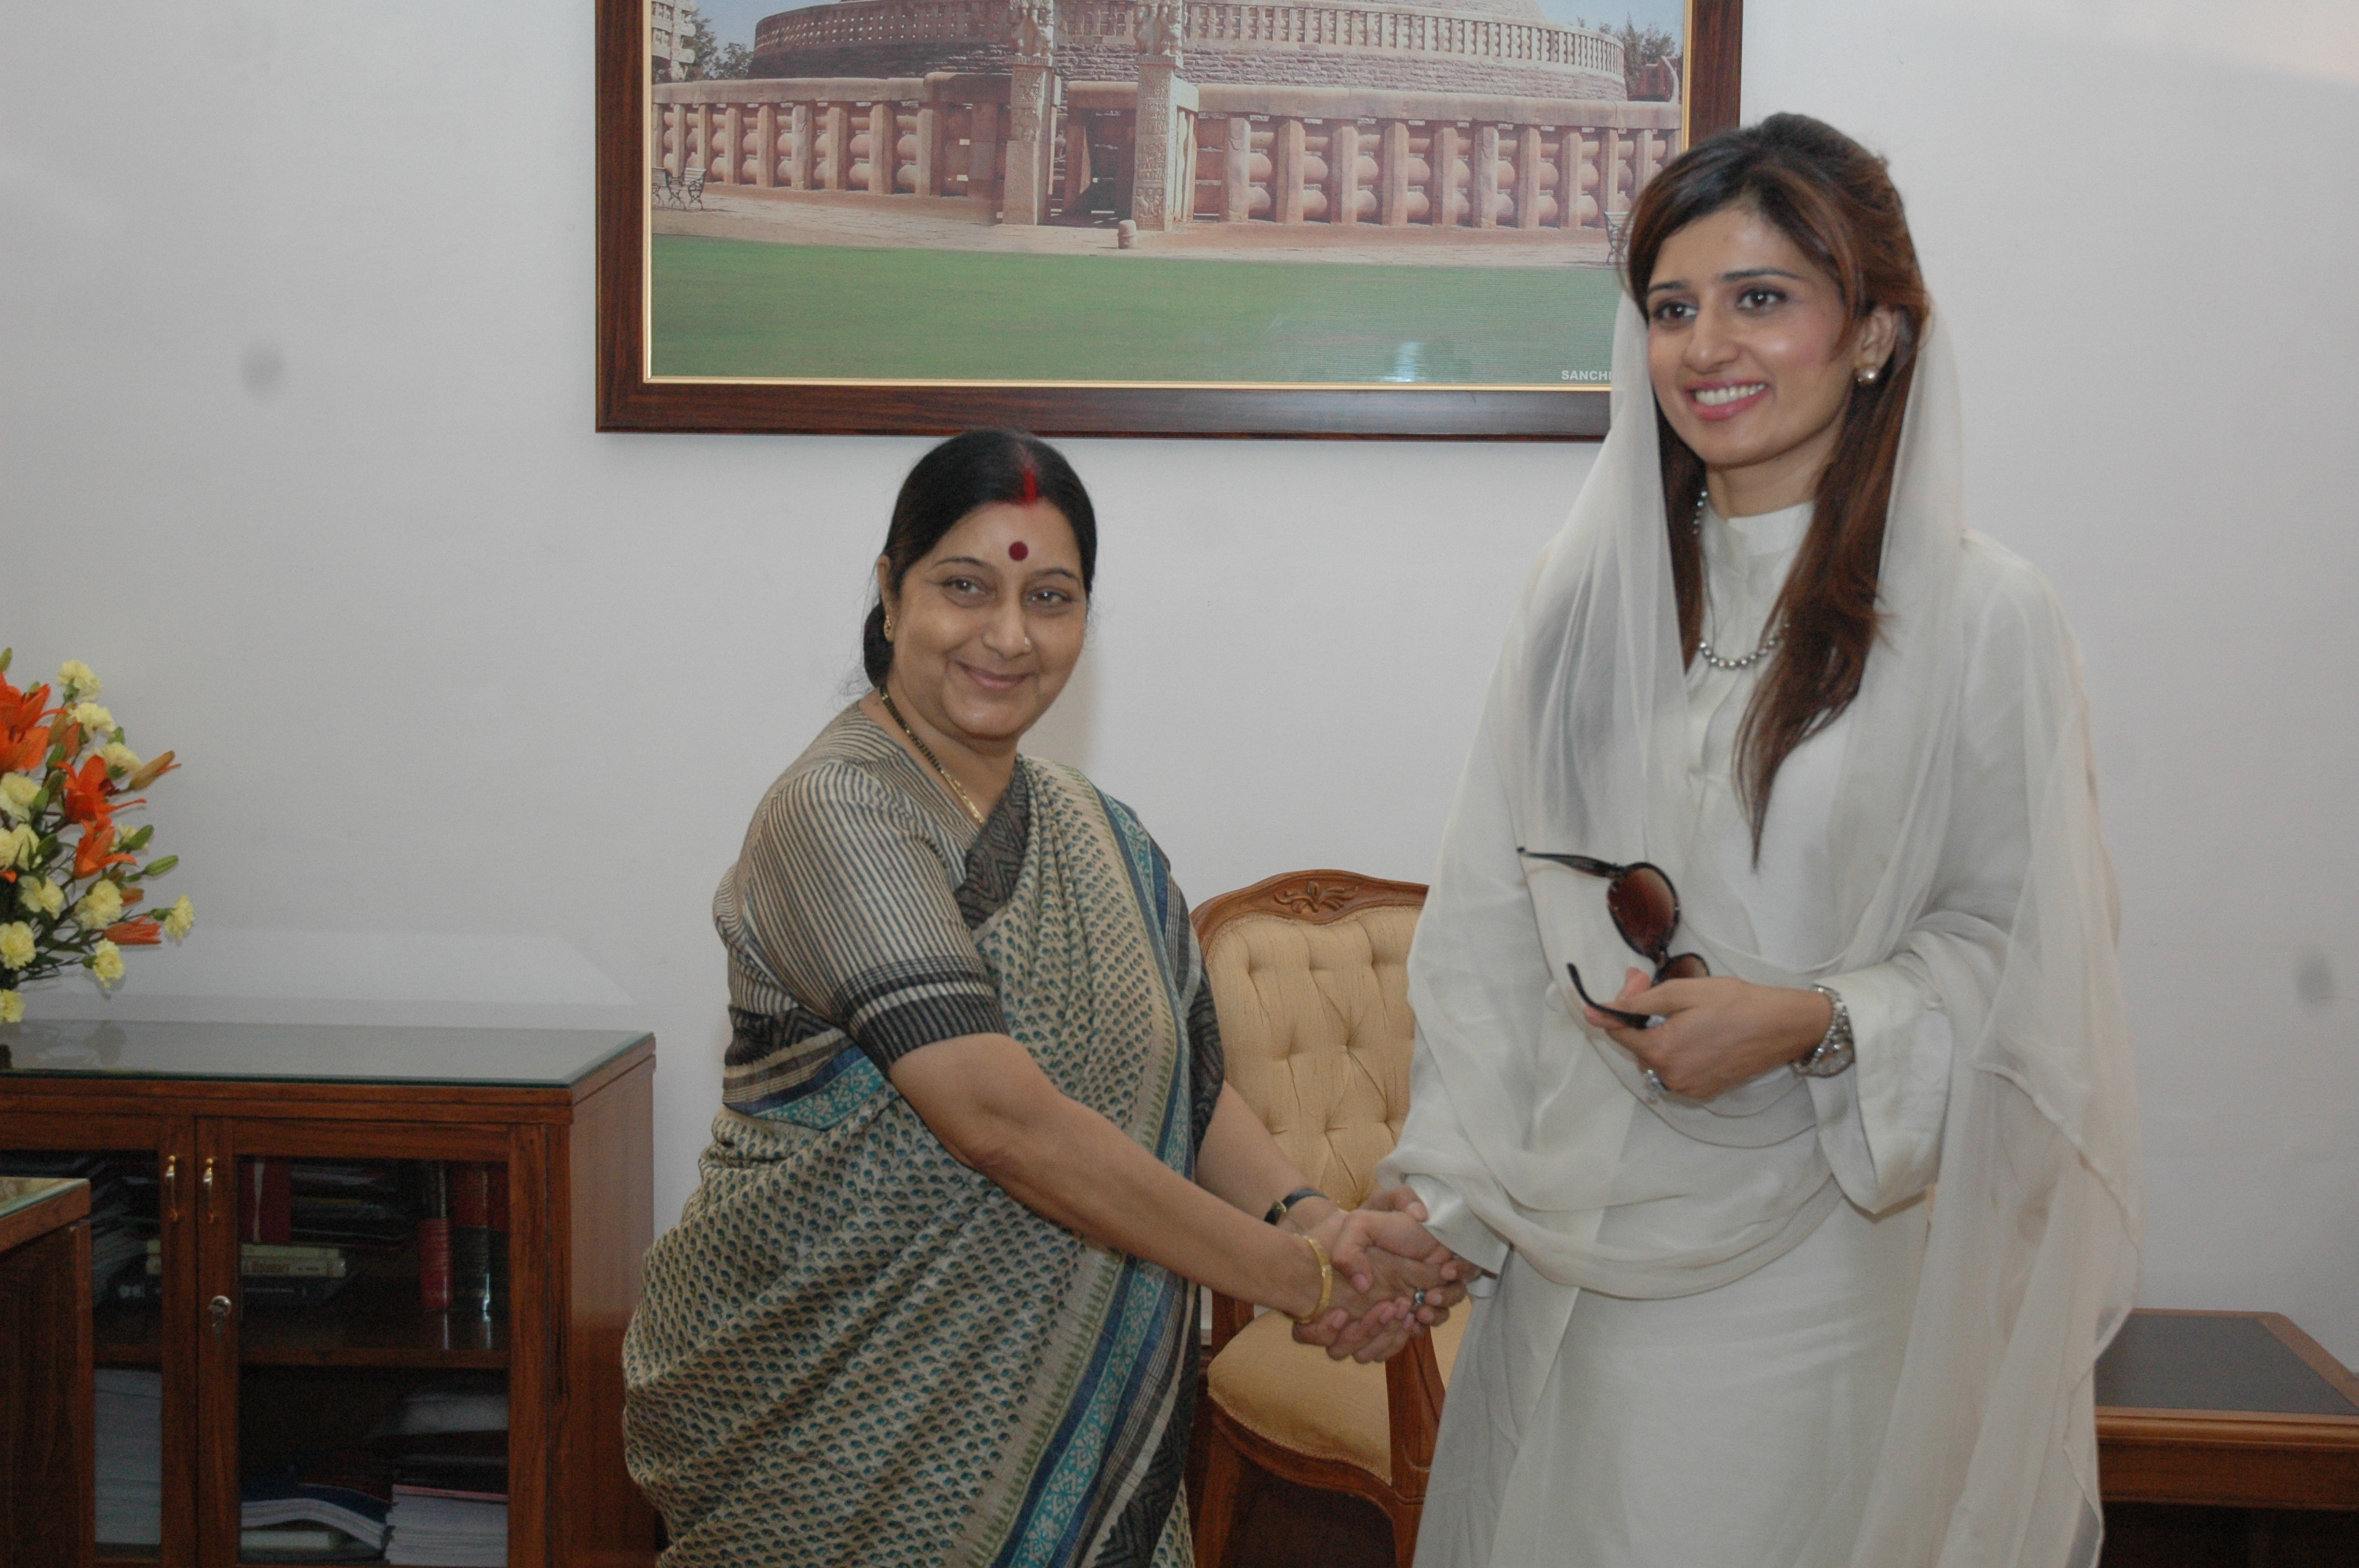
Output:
[1281, 1187, 1476, 1364]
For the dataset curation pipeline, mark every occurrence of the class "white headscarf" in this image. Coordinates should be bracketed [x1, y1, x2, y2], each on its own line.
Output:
[1384, 299, 2143, 1565]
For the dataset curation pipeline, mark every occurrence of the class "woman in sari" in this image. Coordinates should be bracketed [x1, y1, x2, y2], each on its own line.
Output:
[1381, 117, 2141, 1566]
[623, 430, 1463, 1568]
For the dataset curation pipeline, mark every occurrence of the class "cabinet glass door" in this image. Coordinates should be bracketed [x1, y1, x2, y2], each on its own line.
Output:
[0, 1112, 194, 1566]
[202, 1124, 514, 1568]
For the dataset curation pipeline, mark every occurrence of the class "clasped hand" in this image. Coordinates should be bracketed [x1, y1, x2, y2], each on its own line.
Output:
[1584, 965, 1833, 1100]
[1288, 1187, 1473, 1363]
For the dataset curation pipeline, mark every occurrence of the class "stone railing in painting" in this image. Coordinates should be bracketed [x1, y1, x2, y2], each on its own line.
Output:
[652, 75, 1014, 209]
[651, 76, 1679, 234]
[1183, 85, 1679, 230]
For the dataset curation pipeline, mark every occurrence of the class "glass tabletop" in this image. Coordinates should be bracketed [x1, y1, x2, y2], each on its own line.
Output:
[0, 1020, 650, 1088]
[0, 1174, 90, 1225]
[2095, 1312, 2359, 1417]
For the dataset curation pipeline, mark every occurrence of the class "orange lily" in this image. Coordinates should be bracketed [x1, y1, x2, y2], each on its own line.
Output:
[59, 755, 114, 829]
[0, 727, 45, 775]
[75, 824, 136, 880]
[0, 677, 52, 740]
[104, 918, 163, 946]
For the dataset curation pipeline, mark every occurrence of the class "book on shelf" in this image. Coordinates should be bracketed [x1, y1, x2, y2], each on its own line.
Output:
[240, 1271, 356, 1309]
[240, 1157, 294, 1244]
[142, 1240, 348, 1278]
[450, 1163, 494, 1314]
[418, 1161, 453, 1311]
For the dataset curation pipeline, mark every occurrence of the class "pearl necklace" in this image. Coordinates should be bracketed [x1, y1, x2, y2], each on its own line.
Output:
[875, 688, 988, 826]
[1692, 488, 1783, 673]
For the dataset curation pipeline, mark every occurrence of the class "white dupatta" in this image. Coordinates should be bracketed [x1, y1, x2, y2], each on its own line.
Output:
[1383, 299, 2143, 1566]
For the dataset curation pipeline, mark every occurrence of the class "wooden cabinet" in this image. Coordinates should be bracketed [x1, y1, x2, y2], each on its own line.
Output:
[2, 1175, 95, 1568]
[0, 1021, 660, 1568]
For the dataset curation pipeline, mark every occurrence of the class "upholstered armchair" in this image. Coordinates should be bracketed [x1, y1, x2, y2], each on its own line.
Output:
[1189, 870, 1471, 1568]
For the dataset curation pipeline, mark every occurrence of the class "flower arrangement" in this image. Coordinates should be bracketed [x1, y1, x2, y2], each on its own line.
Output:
[0, 652, 192, 1023]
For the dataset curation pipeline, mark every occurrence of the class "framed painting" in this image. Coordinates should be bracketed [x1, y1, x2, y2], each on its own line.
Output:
[596, 0, 1743, 437]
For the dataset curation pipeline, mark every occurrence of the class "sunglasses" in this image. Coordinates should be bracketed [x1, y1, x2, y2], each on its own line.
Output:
[1518, 850, 1711, 1029]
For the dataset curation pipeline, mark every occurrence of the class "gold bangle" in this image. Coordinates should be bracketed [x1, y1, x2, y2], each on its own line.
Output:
[1289, 1233, 1334, 1326]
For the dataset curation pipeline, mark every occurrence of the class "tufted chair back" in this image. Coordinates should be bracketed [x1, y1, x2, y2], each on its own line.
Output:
[1194, 873, 1423, 1211]
[1190, 870, 1452, 1568]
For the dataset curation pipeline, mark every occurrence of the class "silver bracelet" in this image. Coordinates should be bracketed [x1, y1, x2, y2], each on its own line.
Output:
[1794, 984, 1856, 1077]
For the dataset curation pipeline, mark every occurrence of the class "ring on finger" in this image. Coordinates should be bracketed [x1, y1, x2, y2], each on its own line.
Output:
[1411, 1288, 1427, 1310]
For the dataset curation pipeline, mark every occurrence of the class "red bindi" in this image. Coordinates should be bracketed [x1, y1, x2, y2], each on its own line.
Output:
[1009, 540, 1030, 561]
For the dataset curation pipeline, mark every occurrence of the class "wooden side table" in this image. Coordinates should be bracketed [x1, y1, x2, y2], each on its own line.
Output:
[1, 1175, 95, 1568]
[2097, 1309, 2359, 1566]
[2098, 1308, 2359, 1507]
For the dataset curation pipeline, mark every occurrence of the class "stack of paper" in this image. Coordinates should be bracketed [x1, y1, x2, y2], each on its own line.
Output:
[93, 1369, 163, 1548]
[383, 1486, 508, 1566]
[376, 1381, 510, 1567]
[240, 1450, 391, 1562]
[238, 1523, 380, 1563]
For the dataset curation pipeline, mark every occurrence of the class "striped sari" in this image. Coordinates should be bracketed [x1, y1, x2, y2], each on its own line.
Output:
[623, 745, 1215, 1568]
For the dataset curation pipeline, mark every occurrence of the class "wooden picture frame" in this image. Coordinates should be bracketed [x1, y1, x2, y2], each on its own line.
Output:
[595, 0, 1743, 438]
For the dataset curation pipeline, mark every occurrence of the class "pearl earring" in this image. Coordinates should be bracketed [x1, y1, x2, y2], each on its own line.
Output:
[1856, 366, 1880, 387]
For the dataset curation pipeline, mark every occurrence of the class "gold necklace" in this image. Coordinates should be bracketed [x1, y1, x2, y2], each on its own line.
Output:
[874, 689, 987, 826]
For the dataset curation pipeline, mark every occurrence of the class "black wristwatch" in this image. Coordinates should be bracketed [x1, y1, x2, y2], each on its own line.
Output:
[1263, 1187, 1327, 1225]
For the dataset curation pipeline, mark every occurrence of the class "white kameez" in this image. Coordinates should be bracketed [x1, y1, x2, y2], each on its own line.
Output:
[1384, 304, 2140, 1568]
[1445, 503, 1945, 1567]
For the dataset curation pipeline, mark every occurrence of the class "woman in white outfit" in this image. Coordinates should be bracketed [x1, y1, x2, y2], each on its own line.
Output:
[1377, 116, 2142, 1567]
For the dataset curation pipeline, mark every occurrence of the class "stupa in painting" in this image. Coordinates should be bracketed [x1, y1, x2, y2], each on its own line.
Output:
[747, 0, 1631, 101]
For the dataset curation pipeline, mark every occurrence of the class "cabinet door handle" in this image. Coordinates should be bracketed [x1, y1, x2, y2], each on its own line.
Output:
[163, 1155, 180, 1223]
[201, 1156, 217, 1223]
[208, 1294, 234, 1339]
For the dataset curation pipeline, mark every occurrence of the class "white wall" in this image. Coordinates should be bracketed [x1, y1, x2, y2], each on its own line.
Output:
[4, 2, 2354, 1359]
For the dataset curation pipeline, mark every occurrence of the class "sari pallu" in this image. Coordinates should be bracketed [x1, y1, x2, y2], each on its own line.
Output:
[624, 758, 1204, 1568]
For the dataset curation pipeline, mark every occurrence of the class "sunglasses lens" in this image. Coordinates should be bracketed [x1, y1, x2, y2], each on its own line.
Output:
[1656, 953, 1710, 982]
[1607, 866, 1678, 956]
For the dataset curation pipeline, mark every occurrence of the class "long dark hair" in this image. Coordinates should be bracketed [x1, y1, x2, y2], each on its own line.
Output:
[1623, 114, 1930, 849]
[862, 430, 1098, 688]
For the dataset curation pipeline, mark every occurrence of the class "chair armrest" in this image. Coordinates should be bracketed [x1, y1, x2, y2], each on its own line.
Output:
[1208, 1290, 1256, 1357]
[1383, 1328, 1446, 1500]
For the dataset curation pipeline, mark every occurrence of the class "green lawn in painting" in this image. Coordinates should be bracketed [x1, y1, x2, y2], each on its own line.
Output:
[650, 234, 1621, 385]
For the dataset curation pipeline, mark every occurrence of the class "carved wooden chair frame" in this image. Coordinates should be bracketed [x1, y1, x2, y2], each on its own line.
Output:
[1188, 869, 1443, 1568]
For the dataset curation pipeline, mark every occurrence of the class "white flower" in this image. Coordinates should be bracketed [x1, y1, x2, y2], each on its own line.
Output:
[0, 773, 38, 822]
[0, 923, 33, 971]
[0, 823, 36, 870]
[56, 660, 100, 699]
[89, 939, 125, 987]
[75, 880, 123, 932]
[102, 742, 142, 776]
[0, 989, 20, 1024]
[162, 895, 194, 941]
[71, 702, 116, 736]
[20, 879, 64, 918]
